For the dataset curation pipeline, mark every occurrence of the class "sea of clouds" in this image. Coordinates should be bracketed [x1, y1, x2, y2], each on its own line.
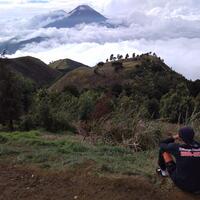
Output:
[0, 0, 200, 80]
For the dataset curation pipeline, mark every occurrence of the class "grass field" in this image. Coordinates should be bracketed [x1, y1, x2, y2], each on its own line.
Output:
[0, 131, 158, 177]
[1, 131, 199, 200]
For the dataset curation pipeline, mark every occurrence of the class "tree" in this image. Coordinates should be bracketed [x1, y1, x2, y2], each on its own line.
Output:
[32, 89, 52, 130]
[0, 64, 22, 130]
[97, 62, 104, 67]
[153, 52, 157, 57]
[94, 62, 105, 77]
[125, 53, 129, 59]
[117, 54, 123, 60]
[110, 54, 114, 61]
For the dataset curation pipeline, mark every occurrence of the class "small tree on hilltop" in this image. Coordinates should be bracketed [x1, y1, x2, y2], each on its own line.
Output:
[97, 62, 104, 67]
[125, 53, 129, 59]
[110, 54, 114, 61]
[94, 62, 105, 76]
[153, 52, 157, 57]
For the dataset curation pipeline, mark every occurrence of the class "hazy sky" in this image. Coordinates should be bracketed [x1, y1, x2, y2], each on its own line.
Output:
[0, 0, 200, 80]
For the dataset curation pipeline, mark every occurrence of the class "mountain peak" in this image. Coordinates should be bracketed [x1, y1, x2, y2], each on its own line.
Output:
[45, 4, 107, 28]
[74, 5, 93, 11]
[68, 4, 102, 16]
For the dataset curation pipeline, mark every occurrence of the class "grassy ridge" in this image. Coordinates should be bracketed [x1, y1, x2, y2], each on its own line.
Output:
[0, 57, 61, 86]
[0, 131, 157, 177]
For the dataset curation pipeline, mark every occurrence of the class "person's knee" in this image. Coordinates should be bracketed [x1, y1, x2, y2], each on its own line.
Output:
[163, 152, 173, 163]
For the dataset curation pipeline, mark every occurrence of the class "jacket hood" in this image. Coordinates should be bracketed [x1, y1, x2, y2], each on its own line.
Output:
[179, 127, 195, 144]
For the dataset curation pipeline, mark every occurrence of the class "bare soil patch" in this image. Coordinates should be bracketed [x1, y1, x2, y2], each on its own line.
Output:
[0, 163, 199, 200]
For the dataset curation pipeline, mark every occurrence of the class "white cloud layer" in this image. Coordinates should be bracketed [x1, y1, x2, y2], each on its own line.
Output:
[1, 0, 200, 80]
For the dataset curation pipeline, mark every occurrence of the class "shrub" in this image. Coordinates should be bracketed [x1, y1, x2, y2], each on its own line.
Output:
[89, 96, 113, 120]
[146, 98, 160, 119]
[111, 84, 123, 97]
[160, 83, 195, 123]
[78, 91, 99, 120]
[0, 135, 8, 144]
[111, 61, 123, 72]
[49, 112, 76, 132]
[19, 115, 35, 131]
[63, 85, 79, 97]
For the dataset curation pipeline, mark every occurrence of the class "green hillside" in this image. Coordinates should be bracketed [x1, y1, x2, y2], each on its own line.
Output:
[49, 58, 88, 76]
[0, 56, 61, 86]
[50, 54, 186, 95]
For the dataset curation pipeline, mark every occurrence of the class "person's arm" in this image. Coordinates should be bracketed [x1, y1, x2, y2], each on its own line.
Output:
[160, 135, 180, 157]
[160, 137, 175, 144]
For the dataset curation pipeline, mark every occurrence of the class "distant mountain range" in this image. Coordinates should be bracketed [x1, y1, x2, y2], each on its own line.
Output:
[0, 5, 112, 55]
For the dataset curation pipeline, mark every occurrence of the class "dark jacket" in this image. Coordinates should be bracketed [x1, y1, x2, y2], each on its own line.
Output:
[160, 137, 200, 192]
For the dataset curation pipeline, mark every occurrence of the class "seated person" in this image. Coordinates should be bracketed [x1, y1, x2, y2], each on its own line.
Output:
[157, 127, 200, 193]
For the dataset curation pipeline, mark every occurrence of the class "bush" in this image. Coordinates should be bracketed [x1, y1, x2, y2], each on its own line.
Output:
[78, 91, 99, 120]
[63, 85, 79, 97]
[49, 112, 76, 132]
[88, 97, 162, 151]
[19, 115, 35, 131]
[146, 98, 160, 119]
[0, 135, 8, 144]
[112, 61, 123, 72]
[89, 96, 113, 120]
[111, 84, 123, 97]
[160, 83, 195, 123]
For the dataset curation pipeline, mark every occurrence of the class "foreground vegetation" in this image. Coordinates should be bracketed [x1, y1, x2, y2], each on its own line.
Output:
[0, 53, 199, 154]
[0, 131, 158, 177]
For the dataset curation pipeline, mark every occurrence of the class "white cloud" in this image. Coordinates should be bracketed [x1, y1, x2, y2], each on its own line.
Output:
[10, 38, 200, 80]
[1, 0, 200, 80]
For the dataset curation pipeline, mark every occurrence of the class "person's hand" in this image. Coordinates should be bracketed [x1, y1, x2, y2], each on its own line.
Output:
[173, 134, 179, 140]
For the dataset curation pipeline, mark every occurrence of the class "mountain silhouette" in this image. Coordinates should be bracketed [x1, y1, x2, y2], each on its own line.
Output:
[45, 5, 107, 28]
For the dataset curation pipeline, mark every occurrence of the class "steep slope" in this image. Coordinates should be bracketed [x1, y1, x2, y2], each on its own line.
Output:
[45, 5, 107, 28]
[49, 58, 89, 75]
[49, 54, 187, 95]
[0, 56, 61, 86]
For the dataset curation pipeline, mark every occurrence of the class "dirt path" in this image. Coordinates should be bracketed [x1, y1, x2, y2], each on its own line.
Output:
[0, 163, 199, 200]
